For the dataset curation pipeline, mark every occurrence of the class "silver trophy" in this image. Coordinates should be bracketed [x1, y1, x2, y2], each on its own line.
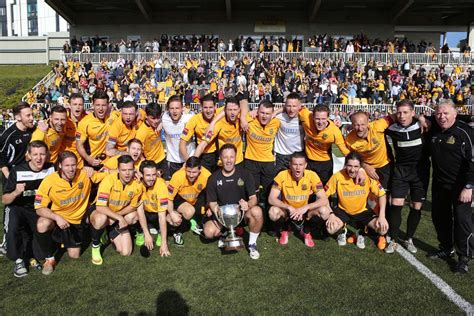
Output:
[215, 204, 245, 251]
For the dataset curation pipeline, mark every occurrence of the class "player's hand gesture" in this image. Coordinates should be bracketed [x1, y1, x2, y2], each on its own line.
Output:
[144, 232, 154, 251]
[15, 183, 26, 196]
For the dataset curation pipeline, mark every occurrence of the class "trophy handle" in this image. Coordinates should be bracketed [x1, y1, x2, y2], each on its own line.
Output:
[237, 209, 245, 226]
[214, 207, 225, 227]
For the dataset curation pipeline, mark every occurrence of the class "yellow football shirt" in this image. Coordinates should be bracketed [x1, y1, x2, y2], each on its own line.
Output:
[95, 173, 143, 213]
[324, 169, 385, 215]
[31, 126, 64, 163]
[245, 113, 280, 162]
[76, 112, 112, 159]
[136, 122, 165, 163]
[141, 178, 169, 213]
[202, 118, 244, 164]
[272, 169, 324, 208]
[34, 170, 106, 224]
[168, 167, 211, 205]
[299, 108, 349, 161]
[107, 117, 138, 152]
[345, 117, 392, 168]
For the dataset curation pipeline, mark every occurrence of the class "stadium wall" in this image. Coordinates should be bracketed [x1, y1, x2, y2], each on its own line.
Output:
[0, 32, 68, 64]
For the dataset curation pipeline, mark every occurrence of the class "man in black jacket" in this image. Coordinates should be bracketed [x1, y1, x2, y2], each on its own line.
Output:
[0, 102, 36, 256]
[428, 99, 474, 275]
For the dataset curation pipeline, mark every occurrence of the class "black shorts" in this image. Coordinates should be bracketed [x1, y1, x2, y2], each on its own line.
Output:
[244, 159, 276, 197]
[51, 224, 86, 248]
[144, 211, 160, 229]
[168, 161, 184, 177]
[390, 164, 430, 202]
[172, 192, 206, 216]
[375, 163, 393, 191]
[333, 207, 377, 226]
[201, 152, 218, 173]
[307, 159, 333, 185]
[156, 158, 171, 180]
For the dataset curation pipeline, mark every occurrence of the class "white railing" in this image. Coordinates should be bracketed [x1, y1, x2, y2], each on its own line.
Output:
[21, 70, 56, 102]
[60, 51, 474, 66]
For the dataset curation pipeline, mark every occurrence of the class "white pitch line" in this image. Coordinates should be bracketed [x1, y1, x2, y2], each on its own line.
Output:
[396, 246, 474, 315]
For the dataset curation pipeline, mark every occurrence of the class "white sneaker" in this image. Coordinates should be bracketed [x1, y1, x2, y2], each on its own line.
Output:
[403, 238, 417, 254]
[248, 244, 260, 260]
[149, 228, 158, 235]
[217, 236, 225, 248]
[385, 241, 397, 254]
[14, 259, 27, 278]
[337, 228, 347, 246]
[356, 235, 365, 249]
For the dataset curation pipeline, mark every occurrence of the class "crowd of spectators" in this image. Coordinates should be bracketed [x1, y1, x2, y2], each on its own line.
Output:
[25, 54, 473, 119]
[63, 34, 303, 53]
[62, 33, 471, 55]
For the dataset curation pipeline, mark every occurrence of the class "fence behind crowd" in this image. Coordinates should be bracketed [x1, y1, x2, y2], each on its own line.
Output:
[61, 51, 474, 66]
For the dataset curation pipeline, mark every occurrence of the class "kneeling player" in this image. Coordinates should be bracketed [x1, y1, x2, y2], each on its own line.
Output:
[167, 156, 210, 245]
[136, 160, 171, 257]
[34, 151, 105, 275]
[204, 144, 264, 260]
[325, 152, 388, 249]
[89, 155, 143, 265]
[268, 153, 331, 248]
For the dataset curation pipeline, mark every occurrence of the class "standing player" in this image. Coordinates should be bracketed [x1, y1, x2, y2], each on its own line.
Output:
[31, 105, 68, 163]
[325, 152, 388, 249]
[2, 141, 54, 277]
[136, 160, 171, 257]
[89, 155, 143, 265]
[76, 90, 112, 169]
[268, 153, 330, 247]
[135, 102, 169, 179]
[274, 93, 305, 172]
[167, 156, 211, 244]
[162, 96, 194, 177]
[0, 102, 35, 255]
[243, 100, 281, 210]
[106, 101, 140, 157]
[384, 100, 430, 254]
[63, 93, 86, 169]
[204, 144, 264, 260]
[179, 94, 220, 172]
[345, 111, 393, 190]
[34, 151, 105, 275]
[299, 104, 349, 185]
[194, 97, 244, 165]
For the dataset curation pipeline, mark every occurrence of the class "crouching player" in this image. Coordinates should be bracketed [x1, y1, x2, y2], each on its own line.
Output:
[89, 155, 143, 265]
[136, 160, 171, 257]
[204, 144, 264, 260]
[268, 153, 331, 248]
[34, 151, 105, 275]
[325, 152, 388, 249]
[167, 156, 210, 245]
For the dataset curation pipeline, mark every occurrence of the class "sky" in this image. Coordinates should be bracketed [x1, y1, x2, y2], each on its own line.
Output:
[444, 32, 467, 48]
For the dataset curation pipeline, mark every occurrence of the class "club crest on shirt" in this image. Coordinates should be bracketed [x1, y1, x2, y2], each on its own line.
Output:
[446, 136, 455, 144]
[237, 178, 244, 186]
[128, 191, 133, 198]
[269, 128, 274, 135]
[197, 183, 203, 190]
[78, 182, 84, 189]
[302, 184, 308, 190]
[322, 133, 328, 140]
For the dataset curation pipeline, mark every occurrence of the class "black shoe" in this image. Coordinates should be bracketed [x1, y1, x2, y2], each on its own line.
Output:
[453, 259, 469, 275]
[427, 249, 455, 259]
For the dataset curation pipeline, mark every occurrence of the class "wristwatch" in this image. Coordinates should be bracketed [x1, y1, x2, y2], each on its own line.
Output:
[465, 184, 473, 189]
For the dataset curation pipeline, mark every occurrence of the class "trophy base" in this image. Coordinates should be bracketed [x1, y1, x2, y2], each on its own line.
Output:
[223, 238, 245, 252]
